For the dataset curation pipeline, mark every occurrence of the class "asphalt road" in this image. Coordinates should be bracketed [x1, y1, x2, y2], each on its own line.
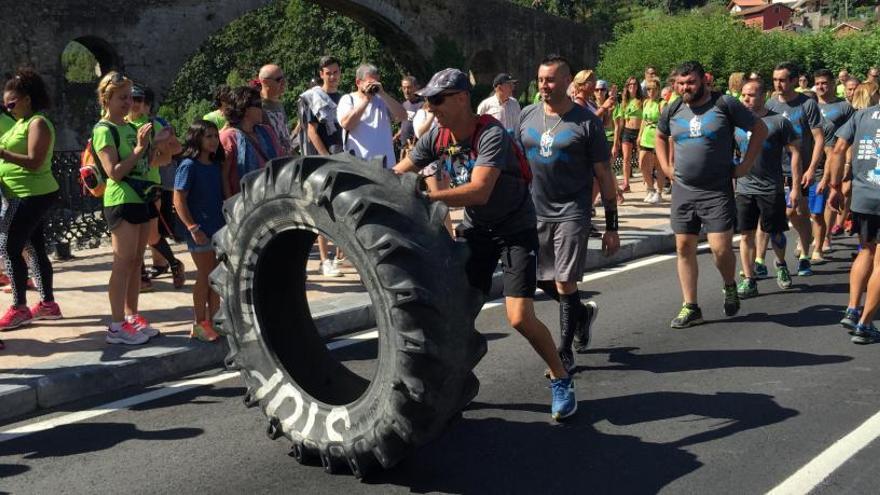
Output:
[2, 236, 878, 495]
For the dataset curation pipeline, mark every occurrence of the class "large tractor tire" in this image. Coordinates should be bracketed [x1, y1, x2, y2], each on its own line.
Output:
[210, 154, 487, 478]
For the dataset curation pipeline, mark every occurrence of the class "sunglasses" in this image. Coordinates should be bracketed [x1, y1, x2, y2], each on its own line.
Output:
[110, 72, 127, 84]
[426, 91, 460, 106]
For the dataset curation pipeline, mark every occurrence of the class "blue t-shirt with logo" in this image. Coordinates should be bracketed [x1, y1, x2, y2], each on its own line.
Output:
[835, 106, 880, 216]
[766, 93, 823, 176]
[735, 111, 796, 195]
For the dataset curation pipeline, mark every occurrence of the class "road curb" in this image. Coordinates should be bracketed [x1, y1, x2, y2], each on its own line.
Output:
[0, 227, 674, 425]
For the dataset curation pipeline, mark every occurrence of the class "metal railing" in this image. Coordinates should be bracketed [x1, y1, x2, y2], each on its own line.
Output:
[45, 150, 108, 256]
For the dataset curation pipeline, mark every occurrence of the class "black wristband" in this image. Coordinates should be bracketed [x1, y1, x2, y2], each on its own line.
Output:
[605, 210, 619, 231]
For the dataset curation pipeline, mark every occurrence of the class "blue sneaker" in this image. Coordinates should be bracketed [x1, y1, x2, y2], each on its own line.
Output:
[851, 323, 880, 345]
[797, 258, 813, 277]
[754, 261, 769, 278]
[841, 307, 861, 334]
[550, 376, 577, 421]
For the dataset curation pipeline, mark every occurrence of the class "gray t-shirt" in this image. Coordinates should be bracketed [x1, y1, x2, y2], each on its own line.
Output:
[735, 112, 796, 195]
[835, 106, 880, 216]
[409, 119, 535, 235]
[657, 94, 756, 195]
[819, 99, 855, 148]
[399, 98, 423, 144]
[517, 103, 609, 222]
[765, 94, 822, 175]
[262, 99, 292, 155]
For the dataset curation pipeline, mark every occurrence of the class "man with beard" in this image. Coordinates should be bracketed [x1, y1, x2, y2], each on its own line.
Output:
[656, 61, 768, 328]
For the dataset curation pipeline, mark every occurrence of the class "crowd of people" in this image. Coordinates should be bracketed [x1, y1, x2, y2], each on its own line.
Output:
[0, 54, 878, 423]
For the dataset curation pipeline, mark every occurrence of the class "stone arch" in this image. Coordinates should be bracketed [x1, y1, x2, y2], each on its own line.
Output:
[71, 36, 121, 77]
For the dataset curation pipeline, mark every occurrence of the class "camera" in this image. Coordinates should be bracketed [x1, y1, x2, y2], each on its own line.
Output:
[366, 84, 381, 95]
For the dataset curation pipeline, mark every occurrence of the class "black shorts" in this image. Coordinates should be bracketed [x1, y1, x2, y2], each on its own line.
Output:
[103, 201, 158, 231]
[670, 184, 736, 235]
[621, 127, 639, 145]
[457, 226, 538, 298]
[736, 193, 789, 233]
[852, 211, 880, 244]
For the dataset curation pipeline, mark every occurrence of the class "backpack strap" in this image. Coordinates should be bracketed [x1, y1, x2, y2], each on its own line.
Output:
[433, 127, 453, 155]
[471, 114, 532, 184]
[89, 121, 121, 171]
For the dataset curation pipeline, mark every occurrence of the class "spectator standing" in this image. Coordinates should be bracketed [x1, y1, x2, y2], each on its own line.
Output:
[617, 76, 643, 193]
[127, 85, 185, 291]
[727, 72, 746, 99]
[795, 74, 810, 94]
[477, 73, 521, 134]
[844, 77, 860, 103]
[0, 69, 62, 330]
[303, 55, 344, 277]
[258, 64, 293, 156]
[174, 120, 225, 343]
[866, 67, 880, 85]
[93, 72, 169, 345]
[640, 65, 658, 93]
[518, 56, 620, 372]
[203, 85, 230, 130]
[393, 67, 578, 421]
[655, 61, 768, 328]
[638, 78, 666, 204]
[837, 69, 850, 99]
[394, 76, 423, 153]
[338, 63, 407, 168]
[220, 86, 282, 197]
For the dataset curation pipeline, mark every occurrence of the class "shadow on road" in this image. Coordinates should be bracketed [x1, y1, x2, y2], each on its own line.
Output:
[581, 346, 851, 373]
[368, 390, 796, 493]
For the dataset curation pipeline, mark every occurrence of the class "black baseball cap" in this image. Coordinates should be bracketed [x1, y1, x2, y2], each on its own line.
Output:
[493, 73, 518, 87]
[131, 85, 146, 98]
[416, 68, 472, 97]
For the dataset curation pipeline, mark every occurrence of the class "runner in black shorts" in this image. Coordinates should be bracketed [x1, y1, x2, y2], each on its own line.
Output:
[394, 68, 577, 421]
[734, 80, 799, 298]
[656, 61, 768, 328]
[828, 102, 880, 344]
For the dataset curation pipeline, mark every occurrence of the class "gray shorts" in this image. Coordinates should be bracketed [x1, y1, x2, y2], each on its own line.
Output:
[670, 183, 736, 235]
[536, 220, 589, 283]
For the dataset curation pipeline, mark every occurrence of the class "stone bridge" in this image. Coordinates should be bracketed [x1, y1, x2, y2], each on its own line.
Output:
[3, 0, 597, 149]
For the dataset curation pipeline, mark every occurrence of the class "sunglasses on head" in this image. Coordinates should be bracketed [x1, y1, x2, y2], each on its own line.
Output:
[110, 72, 127, 84]
[426, 91, 460, 106]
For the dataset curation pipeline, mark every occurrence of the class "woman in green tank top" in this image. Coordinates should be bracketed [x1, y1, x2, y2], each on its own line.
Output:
[0, 69, 63, 334]
[618, 76, 643, 194]
[636, 79, 667, 205]
[93, 72, 166, 345]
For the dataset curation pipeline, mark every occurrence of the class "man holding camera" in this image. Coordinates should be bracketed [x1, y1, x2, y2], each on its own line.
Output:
[338, 63, 407, 168]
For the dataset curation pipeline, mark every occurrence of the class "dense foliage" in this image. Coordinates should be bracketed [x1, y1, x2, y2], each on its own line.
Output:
[597, 10, 880, 91]
[62, 41, 99, 83]
[160, 0, 404, 133]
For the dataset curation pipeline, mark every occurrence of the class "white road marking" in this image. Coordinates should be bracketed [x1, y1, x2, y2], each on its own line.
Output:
[325, 329, 379, 350]
[766, 409, 880, 495]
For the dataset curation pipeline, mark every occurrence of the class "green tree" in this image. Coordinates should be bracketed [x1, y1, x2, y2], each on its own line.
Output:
[61, 41, 99, 83]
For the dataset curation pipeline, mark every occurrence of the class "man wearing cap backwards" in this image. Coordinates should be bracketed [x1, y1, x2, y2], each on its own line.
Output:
[519, 55, 620, 375]
[393, 68, 578, 421]
[477, 73, 521, 134]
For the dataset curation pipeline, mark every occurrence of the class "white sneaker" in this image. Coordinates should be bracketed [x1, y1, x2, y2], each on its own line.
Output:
[321, 259, 342, 277]
[106, 321, 149, 345]
[646, 191, 661, 205]
[643, 190, 655, 203]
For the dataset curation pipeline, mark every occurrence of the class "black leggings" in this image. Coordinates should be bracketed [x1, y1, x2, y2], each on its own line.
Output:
[0, 192, 56, 306]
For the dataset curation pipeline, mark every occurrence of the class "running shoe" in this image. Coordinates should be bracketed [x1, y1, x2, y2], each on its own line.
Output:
[776, 263, 793, 290]
[646, 191, 661, 205]
[145, 264, 169, 279]
[106, 321, 149, 345]
[126, 314, 160, 338]
[321, 259, 342, 277]
[190, 320, 220, 342]
[840, 307, 861, 333]
[810, 252, 826, 265]
[550, 376, 577, 422]
[663, 184, 672, 196]
[754, 261, 769, 279]
[796, 258, 813, 277]
[171, 261, 186, 289]
[671, 303, 703, 328]
[574, 301, 598, 353]
[737, 278, 758, 299]
[643, 190, 656, 203]
[723, 284, 740, 317]
[30, 301, 62, 321]
[830, 224, 843, 237]
[851, 323, 880, 345]
[0, 306, 32, 330]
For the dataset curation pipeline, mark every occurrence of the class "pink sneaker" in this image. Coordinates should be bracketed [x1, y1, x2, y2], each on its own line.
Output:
[105, 321, 149, 345]
[126, 314, 160, 338]
[0, 305, 33, 330]
[30, 301, 62, 321]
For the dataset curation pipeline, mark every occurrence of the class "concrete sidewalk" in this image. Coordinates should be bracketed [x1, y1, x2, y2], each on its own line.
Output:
[0, 179, 676, 423]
